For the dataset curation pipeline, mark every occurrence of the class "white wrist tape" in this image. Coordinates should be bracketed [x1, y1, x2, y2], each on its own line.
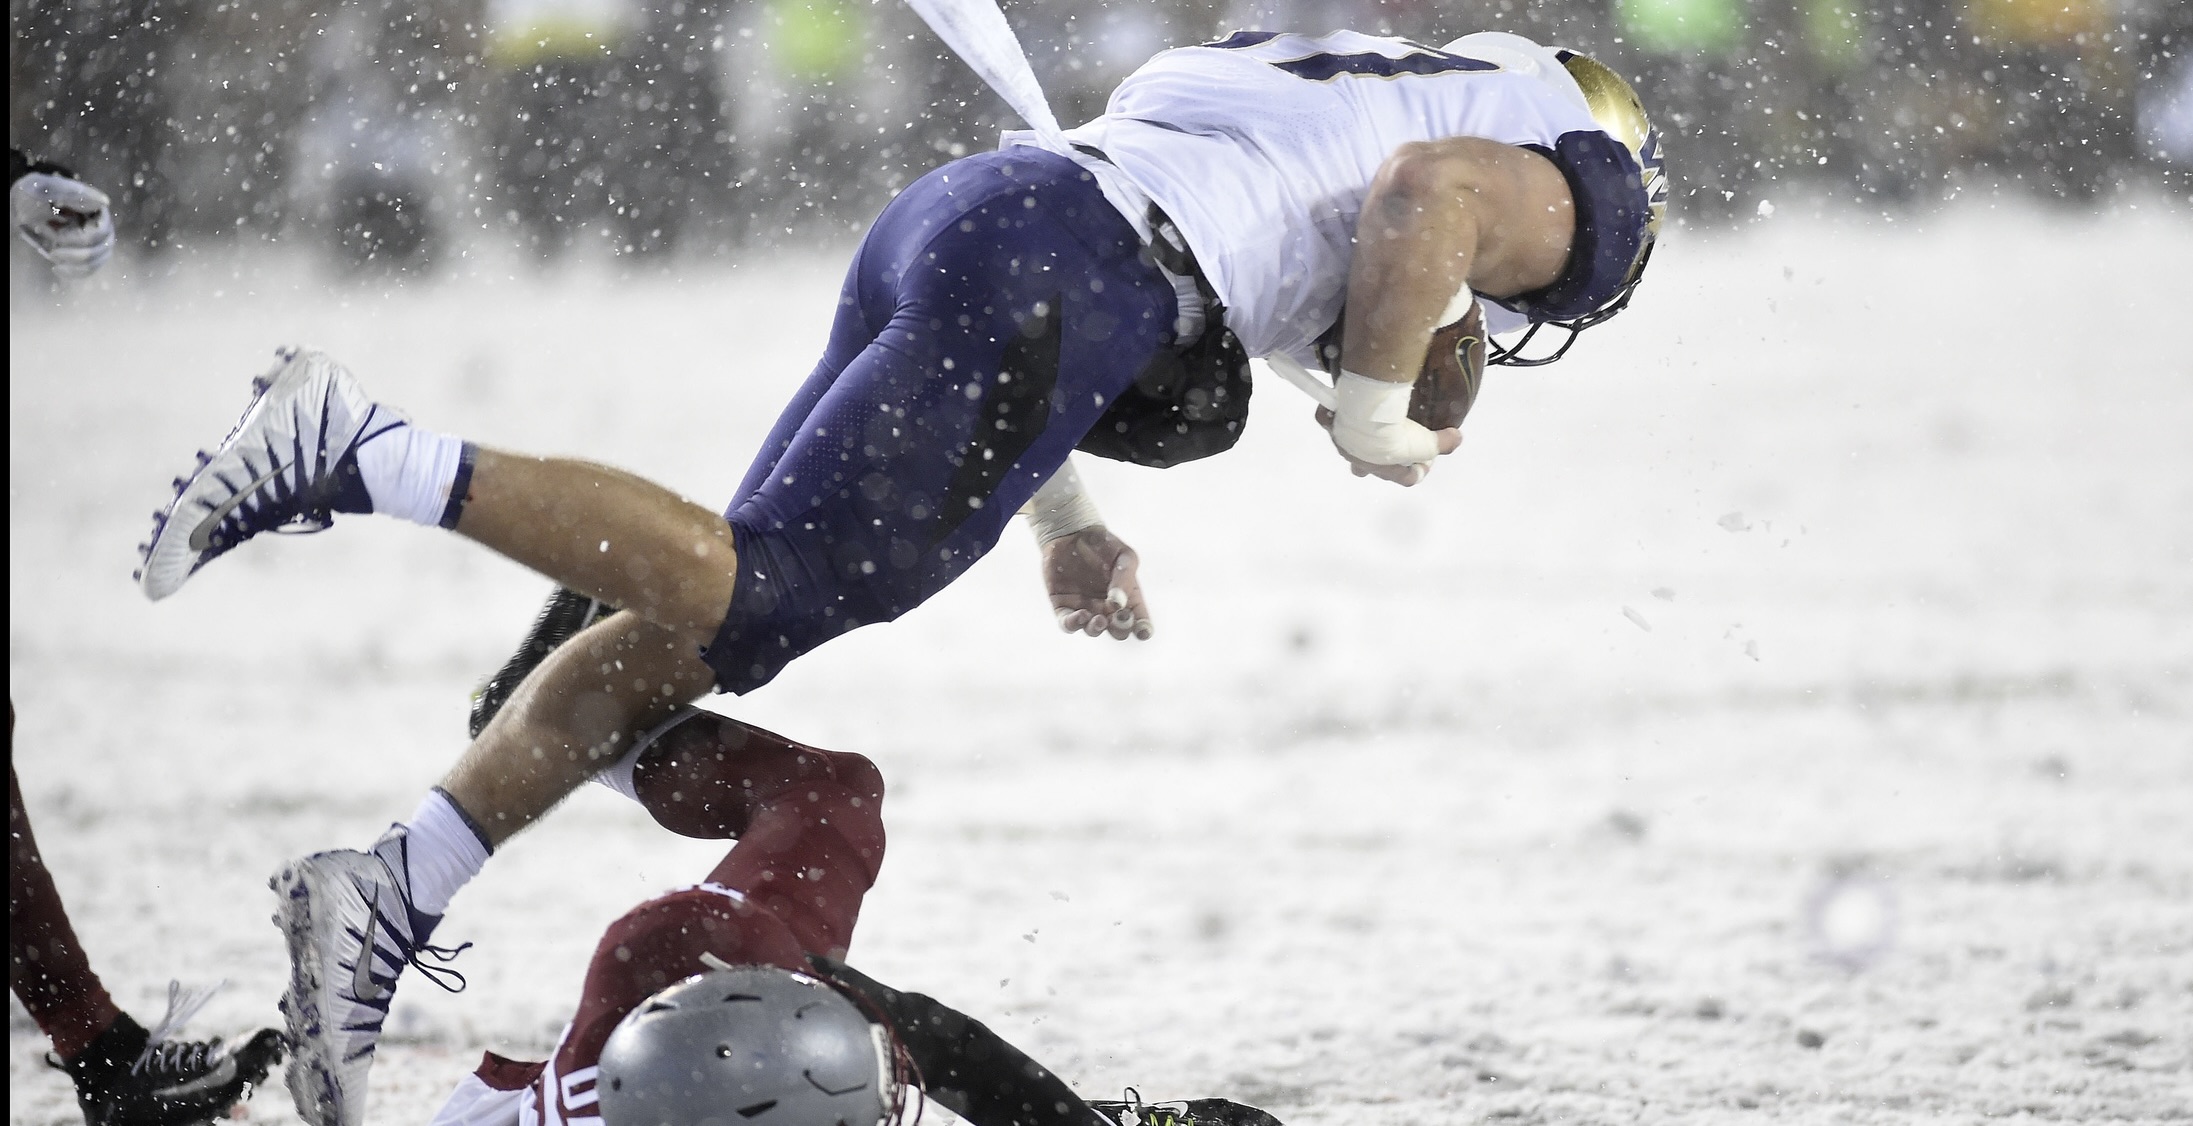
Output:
[1437, 282, 1478, 329]
[1020, 458, 1103, 544]
[1330, 370, 1441, 466]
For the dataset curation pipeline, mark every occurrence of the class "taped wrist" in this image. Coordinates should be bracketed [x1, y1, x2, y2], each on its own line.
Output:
[1020, 458, 1103, 544]
[1331, 370, 1441, 466]
[1437, 282, 1478, 329]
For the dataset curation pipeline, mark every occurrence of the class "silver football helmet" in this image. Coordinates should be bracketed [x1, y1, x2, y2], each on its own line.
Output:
[596, 967, 895, 1126]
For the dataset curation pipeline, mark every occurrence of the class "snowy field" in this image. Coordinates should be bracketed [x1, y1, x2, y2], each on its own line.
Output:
[10, 199, 2193, 1125]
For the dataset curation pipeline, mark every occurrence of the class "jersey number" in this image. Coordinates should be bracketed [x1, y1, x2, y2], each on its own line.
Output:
[1205, 31, 1498, 82]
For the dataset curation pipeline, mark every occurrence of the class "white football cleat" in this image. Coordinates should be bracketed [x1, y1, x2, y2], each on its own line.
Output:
[270, 827, 466, 1126]
[137, 348, 404, 601]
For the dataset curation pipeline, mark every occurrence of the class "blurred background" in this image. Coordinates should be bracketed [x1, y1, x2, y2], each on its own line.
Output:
[11, 0, 2192, 277]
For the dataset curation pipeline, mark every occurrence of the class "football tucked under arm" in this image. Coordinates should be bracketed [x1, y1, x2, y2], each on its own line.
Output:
[1408, 297, 1488, 433]
[1314, 297, 1488, 486]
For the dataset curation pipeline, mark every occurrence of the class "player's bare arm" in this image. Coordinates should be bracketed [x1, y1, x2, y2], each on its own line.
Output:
[1322, 138, 1575, 483]
[1341, 137, 1575, 383]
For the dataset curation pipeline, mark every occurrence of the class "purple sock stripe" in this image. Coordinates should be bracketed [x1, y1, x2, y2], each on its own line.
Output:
[438, 443, 478, 531]
[430, 785, 494, 854]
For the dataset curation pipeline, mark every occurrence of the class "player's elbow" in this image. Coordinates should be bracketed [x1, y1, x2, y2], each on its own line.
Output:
[1381, 141, 1471, 201]
[1376, 141, 1496, 223]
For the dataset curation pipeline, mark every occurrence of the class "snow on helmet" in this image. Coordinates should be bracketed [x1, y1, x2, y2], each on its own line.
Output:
[596, 967, 894, 1126]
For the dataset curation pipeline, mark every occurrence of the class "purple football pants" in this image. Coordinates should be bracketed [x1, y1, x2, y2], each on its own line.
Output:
[706, 147, 1177, 693]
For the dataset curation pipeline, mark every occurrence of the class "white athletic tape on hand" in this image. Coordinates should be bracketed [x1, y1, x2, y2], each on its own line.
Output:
[1438, 283, 1478, 328]
[1330, 370, 1441, 467]
[1263, 354, 1339, 411]
[902, 0, 1068, 153]
[1021, 458, 1102, 544]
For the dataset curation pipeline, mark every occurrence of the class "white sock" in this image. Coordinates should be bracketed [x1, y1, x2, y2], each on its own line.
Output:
[396, 789, 491, 917]
[356, 422, 472, 528]
[592, 741, 646, 805]
[590, 708, 701, 807]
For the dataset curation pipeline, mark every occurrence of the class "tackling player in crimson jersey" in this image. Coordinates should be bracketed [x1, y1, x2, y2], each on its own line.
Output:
[424, 708, 1277, 1126]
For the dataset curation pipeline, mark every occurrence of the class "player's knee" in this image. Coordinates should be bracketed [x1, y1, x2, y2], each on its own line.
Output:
[819, 750, 885, 810]
[631, 711, 882, 839]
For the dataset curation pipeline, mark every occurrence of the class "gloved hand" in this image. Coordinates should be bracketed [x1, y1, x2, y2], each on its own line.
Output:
[13, 171, 115, 278]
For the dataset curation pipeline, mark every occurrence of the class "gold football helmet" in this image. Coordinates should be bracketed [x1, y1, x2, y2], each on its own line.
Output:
[1556, 48, 1667, 287]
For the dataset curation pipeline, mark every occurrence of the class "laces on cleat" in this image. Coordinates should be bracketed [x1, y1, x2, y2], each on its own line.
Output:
[407, 941, 475, 993]
[135, 981, 225, 1070]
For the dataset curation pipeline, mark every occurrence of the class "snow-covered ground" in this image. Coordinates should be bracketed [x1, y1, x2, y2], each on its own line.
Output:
[11, 199, 2193, 1125]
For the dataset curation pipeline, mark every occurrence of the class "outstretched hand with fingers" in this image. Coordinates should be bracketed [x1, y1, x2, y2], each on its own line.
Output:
[1040, 526, 1153, 640]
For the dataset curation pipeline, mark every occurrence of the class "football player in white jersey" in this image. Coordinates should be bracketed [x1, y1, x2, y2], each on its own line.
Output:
[135, 28, 1663, 1126]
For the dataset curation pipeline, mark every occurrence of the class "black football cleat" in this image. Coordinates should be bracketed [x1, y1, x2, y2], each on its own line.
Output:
[1089, 1091, 1284, 1126]
[468, 586, 619, 737]
[58, 1013, 284, 1126]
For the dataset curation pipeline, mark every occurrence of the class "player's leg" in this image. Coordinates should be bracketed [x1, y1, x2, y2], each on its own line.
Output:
[432, 154, 1153, 864]
[11, 706, 283, 1126]
[135, 351, 741, 645]
[586, 708, 885, 954]
[271, 611, 711, 1126]
[302, 246, 889, 971]
[267, 204, 899, 1126]
[700, 146, 1181, 694]
[440, 611, 713, 846]
[10, 720, 125, 1061]
[446, 452, 737, 638]
[463, 240, 891, 735]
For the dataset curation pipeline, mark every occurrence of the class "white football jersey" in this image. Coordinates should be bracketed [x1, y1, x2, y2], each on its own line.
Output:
[1058, 30, 1604, 363]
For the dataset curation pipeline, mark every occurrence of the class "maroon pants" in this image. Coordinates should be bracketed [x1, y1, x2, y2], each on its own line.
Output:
[9, 702, 123, 1061]
[542, 713, 887, 1108]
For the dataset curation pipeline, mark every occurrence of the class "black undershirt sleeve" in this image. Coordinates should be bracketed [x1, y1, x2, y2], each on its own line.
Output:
[810, 957, 1103, 1126]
